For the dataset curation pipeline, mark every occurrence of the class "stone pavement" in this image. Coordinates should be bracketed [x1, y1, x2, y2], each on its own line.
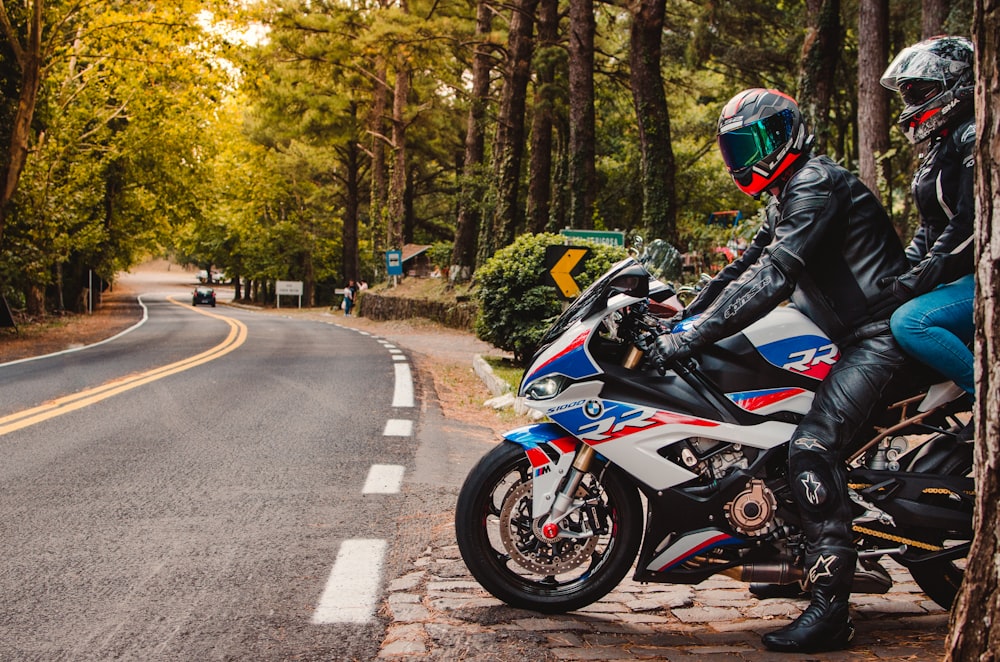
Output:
[280, 308, 952, 660]
[376, 529, 948, 661]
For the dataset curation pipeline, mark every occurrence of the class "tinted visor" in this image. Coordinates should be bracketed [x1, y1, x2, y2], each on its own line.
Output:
[718, 109, 794, 173]
[899, 79, 942, 106]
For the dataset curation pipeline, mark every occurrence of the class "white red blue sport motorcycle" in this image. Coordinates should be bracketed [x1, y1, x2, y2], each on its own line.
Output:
[455, 258, 973, 613]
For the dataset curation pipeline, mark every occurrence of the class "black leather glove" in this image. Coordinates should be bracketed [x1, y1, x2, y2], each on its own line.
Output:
[652, 332, 691, 374]
[868, 276, 913, 320]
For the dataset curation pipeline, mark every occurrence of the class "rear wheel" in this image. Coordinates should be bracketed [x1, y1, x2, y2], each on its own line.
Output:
[897, 442, 973, 610]
[455, 441, 643, 613]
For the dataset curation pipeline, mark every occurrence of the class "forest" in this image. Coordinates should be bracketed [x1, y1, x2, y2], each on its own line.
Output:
[2, 2, 1000, 659]
[0, 0, 975, 310]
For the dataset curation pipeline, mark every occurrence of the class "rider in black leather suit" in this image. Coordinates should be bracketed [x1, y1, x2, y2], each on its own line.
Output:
[656, 89, 910, 653]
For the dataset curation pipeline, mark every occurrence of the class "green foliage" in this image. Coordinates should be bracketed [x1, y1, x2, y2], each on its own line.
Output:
[474, 232, 627, 364]
[427, 242, 452, 271]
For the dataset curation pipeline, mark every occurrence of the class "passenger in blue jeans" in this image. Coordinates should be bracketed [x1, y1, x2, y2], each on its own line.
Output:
[890, 274, 974, 396]
[873, 37, 976, 425]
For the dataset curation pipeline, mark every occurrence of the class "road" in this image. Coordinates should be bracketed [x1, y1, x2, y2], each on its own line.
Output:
[0, 267, 955, 661]
[0, 270, 417, 660]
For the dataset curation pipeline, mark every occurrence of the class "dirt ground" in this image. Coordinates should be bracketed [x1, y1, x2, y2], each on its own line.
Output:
[0, 282, 145, 364]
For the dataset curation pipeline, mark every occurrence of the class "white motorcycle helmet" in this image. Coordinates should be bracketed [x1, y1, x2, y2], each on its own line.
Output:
[880, 36, 974, 144]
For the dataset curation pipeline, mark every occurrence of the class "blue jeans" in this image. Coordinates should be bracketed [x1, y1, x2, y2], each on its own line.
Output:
[890, 274, 975, 395]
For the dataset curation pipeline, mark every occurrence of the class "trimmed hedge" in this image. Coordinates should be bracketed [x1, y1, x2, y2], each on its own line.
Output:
[474, 233, 627, 364]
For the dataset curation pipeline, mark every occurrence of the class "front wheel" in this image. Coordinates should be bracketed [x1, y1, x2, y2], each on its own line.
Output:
[455, 441, 643, 613]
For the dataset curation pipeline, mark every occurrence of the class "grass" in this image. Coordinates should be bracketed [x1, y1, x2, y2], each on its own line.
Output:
[369, 276, 476, 302]
[482, 355, 525, 392]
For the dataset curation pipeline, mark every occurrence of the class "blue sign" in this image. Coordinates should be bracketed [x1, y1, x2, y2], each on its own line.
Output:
[386, 250, 403, 276]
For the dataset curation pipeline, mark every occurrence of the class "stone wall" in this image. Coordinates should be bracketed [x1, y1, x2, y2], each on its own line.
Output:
[356, 291, 478, 331]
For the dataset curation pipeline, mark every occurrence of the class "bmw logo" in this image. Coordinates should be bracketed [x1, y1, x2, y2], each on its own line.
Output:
[584, 400, 603, 418]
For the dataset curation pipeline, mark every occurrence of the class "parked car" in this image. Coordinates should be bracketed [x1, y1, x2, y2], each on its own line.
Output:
[197, 269, 227, 284]
[192, 286, 216, 307]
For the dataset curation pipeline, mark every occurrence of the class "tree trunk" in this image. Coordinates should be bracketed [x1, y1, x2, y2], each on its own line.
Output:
[388, 48, 410, 252]
[342, 119, 361, 281]
[0, 0, 44, 245]
[796, 0, 842, 158]
[922, 0, 947, 37]
[567, 0, 595, 230]
[477, 0, 538, 265]
[857, 0, 890, 203]
[368, 55, 390, 262]
[450, 0, 493, 282]
[946, 1, 1000, 656]
[629, 0, 677, 245]
[527, 0, 559, 235]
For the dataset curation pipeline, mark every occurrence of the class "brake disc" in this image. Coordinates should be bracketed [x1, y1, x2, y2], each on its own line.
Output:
[498, 480, 599, 575]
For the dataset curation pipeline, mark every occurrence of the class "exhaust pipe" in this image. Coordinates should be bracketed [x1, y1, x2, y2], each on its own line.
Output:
[720, 561, 805, 585]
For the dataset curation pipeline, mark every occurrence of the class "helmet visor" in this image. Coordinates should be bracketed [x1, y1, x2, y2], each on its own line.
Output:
[880, 46, 966, 90]
[718, 109, 795, 173]
[899, 79, 943, 106]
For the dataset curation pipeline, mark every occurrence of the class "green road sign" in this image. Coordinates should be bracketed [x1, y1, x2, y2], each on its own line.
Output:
[559, 229, 625, 247]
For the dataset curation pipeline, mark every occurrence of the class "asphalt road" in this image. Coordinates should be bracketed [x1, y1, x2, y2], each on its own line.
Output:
[0, 272, 418, 660]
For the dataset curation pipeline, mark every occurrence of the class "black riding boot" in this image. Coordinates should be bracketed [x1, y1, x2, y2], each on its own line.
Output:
[762, 547, 856, 653]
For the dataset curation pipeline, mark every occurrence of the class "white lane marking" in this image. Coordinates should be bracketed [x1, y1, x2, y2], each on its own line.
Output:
[362, 464, 405, 494]
[393, 363, 414, 407]
[383, 419, 413, 436]
[392, 355, 406, 362]
[312, 539, 387, 624]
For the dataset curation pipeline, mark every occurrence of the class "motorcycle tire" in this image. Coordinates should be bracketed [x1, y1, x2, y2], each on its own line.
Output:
[898, 443, 973, 610]
[455, 440, 643, 614]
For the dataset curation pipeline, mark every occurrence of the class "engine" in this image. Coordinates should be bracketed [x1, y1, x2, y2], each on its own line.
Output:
[724, 478, 780, 537]
[672, 438, 781, 537]
[676, 437, 750, 481]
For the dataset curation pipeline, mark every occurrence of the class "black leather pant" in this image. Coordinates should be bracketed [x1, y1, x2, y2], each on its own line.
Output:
[787, 329, 907, 596]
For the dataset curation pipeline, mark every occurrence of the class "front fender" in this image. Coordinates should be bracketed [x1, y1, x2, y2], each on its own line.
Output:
[504, 423, 581, 518]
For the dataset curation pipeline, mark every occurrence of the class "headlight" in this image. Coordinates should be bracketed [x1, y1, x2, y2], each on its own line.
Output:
[524, 375, 565, 400]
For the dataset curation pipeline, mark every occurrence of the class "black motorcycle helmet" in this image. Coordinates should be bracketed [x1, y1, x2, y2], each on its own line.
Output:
[717, 89, 811, 197]
[880, 36, 974, 144]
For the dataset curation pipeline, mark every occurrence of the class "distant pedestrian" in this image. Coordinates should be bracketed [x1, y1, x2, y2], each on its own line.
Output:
[343, 279, 358, 316]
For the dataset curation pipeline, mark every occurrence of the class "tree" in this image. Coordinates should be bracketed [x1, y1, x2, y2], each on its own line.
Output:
[0, 0, 42, 245]
[451, 0, 497, 282]
[526, 0, 561, 235]
[945, 0, 999, 658]
[857, 0, 890, 200]
[922, 0, 947, 36]
[477, 0, 539, 265]
[796, 0, 842, 156]
[567, 0, 595, 230]
[628, 0, 677, 245]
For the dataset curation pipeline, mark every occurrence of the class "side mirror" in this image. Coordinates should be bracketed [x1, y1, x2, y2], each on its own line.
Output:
[608, 263, 650, 299]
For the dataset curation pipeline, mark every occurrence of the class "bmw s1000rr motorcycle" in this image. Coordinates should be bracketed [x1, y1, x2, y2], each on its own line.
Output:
[455, 258, 973, 613]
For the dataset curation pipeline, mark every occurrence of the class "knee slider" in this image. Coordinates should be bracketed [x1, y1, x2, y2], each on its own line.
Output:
[793, 470, 830, 509]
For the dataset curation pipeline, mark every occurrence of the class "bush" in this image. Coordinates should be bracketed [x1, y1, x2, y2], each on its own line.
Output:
[474, 233, 627, 364]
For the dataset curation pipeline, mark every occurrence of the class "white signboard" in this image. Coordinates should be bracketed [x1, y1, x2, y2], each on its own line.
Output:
[276, 280, 303, 308]
[276, 280, 304, 295]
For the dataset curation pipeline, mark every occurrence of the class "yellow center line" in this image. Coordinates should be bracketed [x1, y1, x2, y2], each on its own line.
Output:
[0, 298, 248, 437]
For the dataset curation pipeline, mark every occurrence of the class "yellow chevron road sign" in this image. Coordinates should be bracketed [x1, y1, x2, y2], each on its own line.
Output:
[545, 245, 590, 299]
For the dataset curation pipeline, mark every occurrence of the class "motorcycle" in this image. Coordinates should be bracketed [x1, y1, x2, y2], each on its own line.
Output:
[455, 258, 973, 614]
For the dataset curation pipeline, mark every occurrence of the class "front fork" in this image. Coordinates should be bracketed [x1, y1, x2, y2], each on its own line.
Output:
[517, 342, 647, 541]
[506, 422, 600, 541]
[538, 445, 597, 540]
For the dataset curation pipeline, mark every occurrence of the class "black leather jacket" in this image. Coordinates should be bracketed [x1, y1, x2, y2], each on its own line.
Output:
[676, 154, 909, 350]
[898, 115, 976, 294]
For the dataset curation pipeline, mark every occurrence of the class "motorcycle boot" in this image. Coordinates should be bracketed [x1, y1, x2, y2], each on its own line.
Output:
[762, 545, 856, 653]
